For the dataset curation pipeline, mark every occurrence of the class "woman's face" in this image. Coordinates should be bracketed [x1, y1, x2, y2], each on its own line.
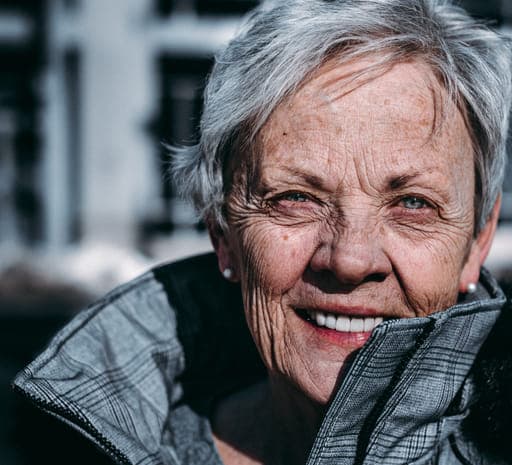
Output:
[214, 59, 496, 404]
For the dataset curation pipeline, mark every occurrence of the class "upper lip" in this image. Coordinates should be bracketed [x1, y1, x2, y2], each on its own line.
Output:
[294, 305, 388, 318]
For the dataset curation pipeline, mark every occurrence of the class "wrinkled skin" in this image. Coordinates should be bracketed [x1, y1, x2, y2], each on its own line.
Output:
[212, 59, 499, 408]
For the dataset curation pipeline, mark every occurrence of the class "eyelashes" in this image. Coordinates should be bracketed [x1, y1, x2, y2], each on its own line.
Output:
[265, 190, 438, 223]
[264, 191, 323, 222]
[268, 191, 434, 208]
[267, 191, 321, 211]
[397, 195, 435, 211]
[275, 191, 313, 203]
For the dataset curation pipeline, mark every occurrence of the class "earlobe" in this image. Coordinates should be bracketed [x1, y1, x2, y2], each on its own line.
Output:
[208, 221, 239, 282]
[459, 196, 501, 292]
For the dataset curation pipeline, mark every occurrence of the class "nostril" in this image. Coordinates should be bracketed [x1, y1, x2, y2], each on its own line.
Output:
[309, 237, 391, 288]
[303, 268, 360, 294]
[364, 272, 387, 284]
[303, 267, 388, 294]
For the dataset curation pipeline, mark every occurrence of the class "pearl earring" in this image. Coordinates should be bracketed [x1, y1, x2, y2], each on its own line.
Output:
[222, 268, 233, 280]
[467, 282, 477, 294]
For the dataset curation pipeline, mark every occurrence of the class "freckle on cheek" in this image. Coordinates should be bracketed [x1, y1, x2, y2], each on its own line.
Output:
[282, 234, 289, 241]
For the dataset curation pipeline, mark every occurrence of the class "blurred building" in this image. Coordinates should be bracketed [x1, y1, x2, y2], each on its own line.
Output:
[1, 0, 512, 257]
[0, 0, 257, 255]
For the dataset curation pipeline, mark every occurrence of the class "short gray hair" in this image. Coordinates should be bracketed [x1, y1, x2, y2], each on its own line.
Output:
[171, 0, 512, 232]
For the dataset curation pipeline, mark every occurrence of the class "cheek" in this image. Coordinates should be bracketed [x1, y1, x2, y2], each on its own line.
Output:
[389, 232, 471, 313]
[230, 223, 319, 373]
[235, 222, 319, 292]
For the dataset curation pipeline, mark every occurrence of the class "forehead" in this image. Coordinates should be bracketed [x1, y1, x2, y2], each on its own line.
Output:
[268, 58, 441, 132]
[257, 58, 471, 180]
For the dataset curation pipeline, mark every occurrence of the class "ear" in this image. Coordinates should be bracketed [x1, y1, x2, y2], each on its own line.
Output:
[208, 221, 239, 282]
[459, 195, 501, 292]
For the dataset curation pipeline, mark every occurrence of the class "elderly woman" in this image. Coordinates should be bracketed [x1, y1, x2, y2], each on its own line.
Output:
[14, 0, 512, 464]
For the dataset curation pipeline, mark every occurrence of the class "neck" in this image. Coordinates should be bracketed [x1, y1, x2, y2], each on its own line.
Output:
[266, 375, 325, 465]
[212, 376, 325, 465]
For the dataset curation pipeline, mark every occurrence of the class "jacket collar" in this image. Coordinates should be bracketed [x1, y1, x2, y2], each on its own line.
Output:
[308, 268, 505, 465]
[13, 255, 505, 465]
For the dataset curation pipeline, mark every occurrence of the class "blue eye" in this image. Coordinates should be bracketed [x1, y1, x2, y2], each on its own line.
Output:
[282, 192, 309, 202]
[401, 196, 428, 209]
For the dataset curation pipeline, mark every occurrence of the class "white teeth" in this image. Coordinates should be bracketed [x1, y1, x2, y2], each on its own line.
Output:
[335, 315, 350, 332]
[325, 315, 337, 329]
[308, 310, 384, 333]
[363, 317, 375, 332]
[350, 318, 364, 332]
[316, 312, 326, 326]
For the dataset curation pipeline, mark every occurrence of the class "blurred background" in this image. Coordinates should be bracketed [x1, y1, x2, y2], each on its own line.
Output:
[2, 0, 512, 463]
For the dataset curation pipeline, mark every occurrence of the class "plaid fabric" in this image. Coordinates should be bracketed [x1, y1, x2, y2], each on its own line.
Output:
[308, 267, 505, 465]
[13, 254, 506, 465]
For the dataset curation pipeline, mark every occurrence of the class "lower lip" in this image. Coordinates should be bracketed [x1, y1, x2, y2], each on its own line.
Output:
[299, 313, 375, 348]
[312, 324, 374, 347]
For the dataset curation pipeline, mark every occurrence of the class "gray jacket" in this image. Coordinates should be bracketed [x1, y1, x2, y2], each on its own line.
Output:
[13, 253, 508, 465]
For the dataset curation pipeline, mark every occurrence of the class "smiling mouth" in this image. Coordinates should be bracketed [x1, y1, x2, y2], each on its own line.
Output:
[296, 308, 384, 333]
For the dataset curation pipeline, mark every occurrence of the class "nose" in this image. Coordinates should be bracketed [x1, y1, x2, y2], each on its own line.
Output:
[309, 220, 391, 288]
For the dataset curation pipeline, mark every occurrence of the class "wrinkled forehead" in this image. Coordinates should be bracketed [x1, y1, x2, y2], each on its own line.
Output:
[260, 57, 452, 151]
[230, 56, 471, 194]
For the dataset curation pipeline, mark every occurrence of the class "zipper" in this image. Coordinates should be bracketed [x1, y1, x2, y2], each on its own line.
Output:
[13, 383, 132, 465]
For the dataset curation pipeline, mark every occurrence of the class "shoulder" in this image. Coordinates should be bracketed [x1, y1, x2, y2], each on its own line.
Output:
[14, 252, 224, 381]
[11, 252, 238, 465]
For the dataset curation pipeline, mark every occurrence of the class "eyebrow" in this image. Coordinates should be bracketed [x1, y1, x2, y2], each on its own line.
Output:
[387, 172, 423, 190]
[263, 166, 450, 201]
[270, 166, 328, 190]
[268, 168, 428, 193]
[280, 170, 428, 191]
